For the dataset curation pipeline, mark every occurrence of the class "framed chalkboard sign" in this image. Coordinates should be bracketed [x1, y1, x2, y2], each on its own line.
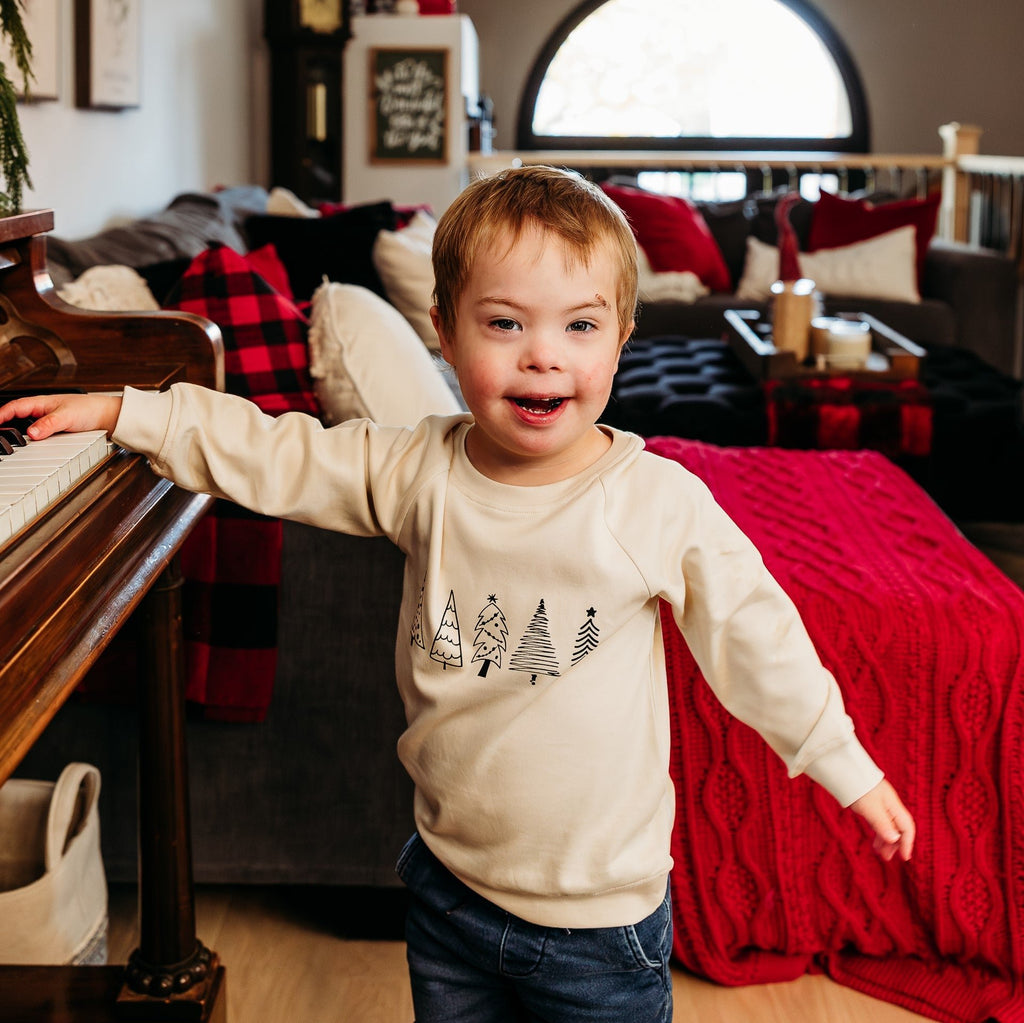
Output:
[369, 47, 448, 164]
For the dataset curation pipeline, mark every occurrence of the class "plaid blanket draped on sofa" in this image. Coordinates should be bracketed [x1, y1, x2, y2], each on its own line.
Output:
[167, 245, 319, 722]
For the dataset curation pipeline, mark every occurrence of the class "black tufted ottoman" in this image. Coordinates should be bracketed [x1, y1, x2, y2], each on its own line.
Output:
[602, 336, 767, 445]
[601, 335, 1024, 523]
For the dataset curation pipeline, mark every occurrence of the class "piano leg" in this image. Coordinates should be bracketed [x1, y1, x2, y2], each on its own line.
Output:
[116, 557, 226, 1021]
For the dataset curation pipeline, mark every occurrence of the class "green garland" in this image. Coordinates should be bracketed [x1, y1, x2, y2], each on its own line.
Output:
[0, 0, 32, 214]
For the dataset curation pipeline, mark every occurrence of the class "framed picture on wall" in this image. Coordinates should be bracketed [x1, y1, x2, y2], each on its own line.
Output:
[369, 47, 448, 165]
[75, 0, 141, 109]
[1, 0, 60, 101]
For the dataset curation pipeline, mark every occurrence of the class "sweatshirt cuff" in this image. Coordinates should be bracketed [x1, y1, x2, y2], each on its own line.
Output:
[795, 738, 885, 808]
[112, 386, 174, 465]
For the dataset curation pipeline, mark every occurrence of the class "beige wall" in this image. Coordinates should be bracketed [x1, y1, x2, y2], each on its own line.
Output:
[18, 0, 267, 238]
[458, 0, 1024, 157]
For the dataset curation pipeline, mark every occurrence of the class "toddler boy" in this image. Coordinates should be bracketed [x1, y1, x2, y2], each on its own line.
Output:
[1, 166, 914, 1022]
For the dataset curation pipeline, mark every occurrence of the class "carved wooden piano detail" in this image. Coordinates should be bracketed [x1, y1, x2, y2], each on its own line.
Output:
[0, 210, 227, 1020]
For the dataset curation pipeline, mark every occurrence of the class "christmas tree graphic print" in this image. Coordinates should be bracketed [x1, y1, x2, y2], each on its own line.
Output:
[472, 594, 508, 677]
[429, 589, 463, 669]
[410, 584, 426, 649]
[509, 598, 560, 684]
[571, 607, 600, 665]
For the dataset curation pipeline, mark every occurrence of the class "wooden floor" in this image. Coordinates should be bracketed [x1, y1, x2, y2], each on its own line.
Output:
[106, 884, 930, 1022]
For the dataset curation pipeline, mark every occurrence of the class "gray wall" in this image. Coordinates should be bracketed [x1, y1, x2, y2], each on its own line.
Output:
[458, 0, 1024, 157]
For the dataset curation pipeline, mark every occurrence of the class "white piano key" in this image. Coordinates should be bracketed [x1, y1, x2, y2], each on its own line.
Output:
[0, 490, 36, 543]
[0, 431, 114, 546]
[6, 457, 76, 489]
[0, 473, 61, 504]
[0, 485, 41, 514]
[0, 497, 21, 545]
[0, 473, 59, 503]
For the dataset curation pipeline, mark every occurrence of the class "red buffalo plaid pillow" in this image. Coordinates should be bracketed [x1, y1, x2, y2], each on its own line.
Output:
[167, 245, 319, 417]
[163, 245, 321, 721]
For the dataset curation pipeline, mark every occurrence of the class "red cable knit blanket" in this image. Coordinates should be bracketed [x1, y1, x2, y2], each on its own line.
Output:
[645, 436, 1024, 1022]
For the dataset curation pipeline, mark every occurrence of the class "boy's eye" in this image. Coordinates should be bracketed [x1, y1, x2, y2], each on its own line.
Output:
[567, 320, 595, 333]
[489, 317, 520, 332]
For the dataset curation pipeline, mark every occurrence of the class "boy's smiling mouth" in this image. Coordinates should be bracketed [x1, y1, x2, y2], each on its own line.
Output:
[511, 396, 565, 415]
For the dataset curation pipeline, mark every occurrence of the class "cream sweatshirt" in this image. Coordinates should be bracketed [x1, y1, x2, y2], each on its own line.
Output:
[114, 384, 883, 929]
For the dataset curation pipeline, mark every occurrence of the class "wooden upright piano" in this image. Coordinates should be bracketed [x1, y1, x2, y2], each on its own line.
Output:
[0, 210, 227, 1020]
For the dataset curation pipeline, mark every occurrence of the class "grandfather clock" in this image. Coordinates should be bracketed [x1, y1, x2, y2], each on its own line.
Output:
[265, 0, 351, 205]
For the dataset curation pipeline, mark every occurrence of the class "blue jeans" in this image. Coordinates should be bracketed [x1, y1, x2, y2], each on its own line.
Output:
[397, 833, 673, 1023]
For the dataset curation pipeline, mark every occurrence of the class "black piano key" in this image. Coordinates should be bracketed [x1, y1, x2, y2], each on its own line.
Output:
[0, 426, 25, 447]
[0, 435, 13, 456]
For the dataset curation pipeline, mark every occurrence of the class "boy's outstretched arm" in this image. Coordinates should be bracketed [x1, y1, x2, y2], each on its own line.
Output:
[0, 393, 122, 439]
[849, 779, 915, 862]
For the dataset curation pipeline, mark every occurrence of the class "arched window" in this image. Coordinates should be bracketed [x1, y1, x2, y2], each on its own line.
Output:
[518, 0, 868, 154]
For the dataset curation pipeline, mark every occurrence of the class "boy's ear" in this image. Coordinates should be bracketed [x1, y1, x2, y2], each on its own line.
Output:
[431, 305, 456, 367]
[618, 321, 635, 353]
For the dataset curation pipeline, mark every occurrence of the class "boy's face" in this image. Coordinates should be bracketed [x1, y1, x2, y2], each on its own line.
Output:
[432, 225, 632, 486]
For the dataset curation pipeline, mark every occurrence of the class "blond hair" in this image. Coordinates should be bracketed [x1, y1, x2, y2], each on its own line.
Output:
[432, 165, 638, 341]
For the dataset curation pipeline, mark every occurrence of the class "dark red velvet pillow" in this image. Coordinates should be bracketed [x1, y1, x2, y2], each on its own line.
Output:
[808, 190, 941, 286]
[600, 182, 732, 292]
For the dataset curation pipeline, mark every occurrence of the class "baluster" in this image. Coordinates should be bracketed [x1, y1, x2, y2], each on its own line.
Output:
[1010, 176, 1023, 261]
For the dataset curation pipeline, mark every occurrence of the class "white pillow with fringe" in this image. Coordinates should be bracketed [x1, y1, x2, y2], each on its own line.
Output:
[307, 281, 462, 427]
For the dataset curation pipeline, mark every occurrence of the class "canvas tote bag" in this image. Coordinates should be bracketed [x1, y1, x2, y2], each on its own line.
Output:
[0, 762, 108, 964]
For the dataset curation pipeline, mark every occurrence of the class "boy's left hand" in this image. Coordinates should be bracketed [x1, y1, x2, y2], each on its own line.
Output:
[849, 779, 915, 862]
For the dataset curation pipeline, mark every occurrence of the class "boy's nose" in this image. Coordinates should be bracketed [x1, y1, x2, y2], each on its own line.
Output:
[522, 333, 563, 372]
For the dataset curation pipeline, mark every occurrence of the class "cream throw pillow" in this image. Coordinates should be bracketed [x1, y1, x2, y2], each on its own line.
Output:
[266, 186, 320, 217]
[371, 210, 439, 352]
[636, 246, 709, 304]
[308, 281, 461, 427]
[735, 225, 920, 304]
[57, 265, 160, 311]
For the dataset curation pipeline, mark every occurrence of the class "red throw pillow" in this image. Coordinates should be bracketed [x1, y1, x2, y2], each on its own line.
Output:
[243, 243, 294, 302]
[808, 189, 941, 286]
[166, 245, 319, 418]
[600, 183, 732, 292]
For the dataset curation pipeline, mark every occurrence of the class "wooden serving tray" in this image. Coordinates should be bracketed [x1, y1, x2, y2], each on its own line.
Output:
[724, 308, 926, 381]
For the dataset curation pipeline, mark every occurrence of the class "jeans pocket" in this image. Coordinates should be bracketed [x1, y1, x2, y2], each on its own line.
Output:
[623, 886, 672, 969]
[396, 831, 423, 878]
[397, 832, 474, 917]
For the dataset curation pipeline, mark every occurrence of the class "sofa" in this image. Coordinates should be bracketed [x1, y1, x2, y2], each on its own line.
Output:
[601, 181, 1020, 377]
[15, 180, 1024, 896]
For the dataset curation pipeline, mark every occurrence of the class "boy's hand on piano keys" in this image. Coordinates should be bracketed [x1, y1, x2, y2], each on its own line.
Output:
[0, 393, 123, 441]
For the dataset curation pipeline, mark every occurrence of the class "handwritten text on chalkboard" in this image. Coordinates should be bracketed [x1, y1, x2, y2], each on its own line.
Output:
[371, 49, 448, 163]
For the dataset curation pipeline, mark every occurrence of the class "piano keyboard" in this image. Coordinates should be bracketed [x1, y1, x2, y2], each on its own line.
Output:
[0, 430, 114, 545]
